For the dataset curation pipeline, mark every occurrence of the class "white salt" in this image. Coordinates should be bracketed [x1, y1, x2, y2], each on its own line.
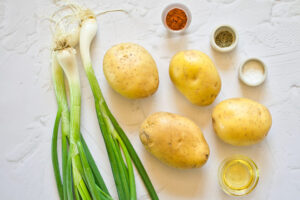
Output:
[242, 60, 265, 85]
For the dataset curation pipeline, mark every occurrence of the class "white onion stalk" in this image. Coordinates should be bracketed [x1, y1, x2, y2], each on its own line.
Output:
[80, 18, 97, 68]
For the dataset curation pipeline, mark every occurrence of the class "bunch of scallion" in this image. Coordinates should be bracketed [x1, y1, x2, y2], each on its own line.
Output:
[51, 8, 112, 200]
[51, 3, 158, 200]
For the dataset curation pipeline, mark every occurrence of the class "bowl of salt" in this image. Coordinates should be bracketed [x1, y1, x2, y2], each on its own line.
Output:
[239, 58, 267, 87]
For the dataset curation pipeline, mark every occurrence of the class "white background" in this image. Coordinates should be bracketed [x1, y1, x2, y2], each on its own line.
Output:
[0, 0, 300, 199]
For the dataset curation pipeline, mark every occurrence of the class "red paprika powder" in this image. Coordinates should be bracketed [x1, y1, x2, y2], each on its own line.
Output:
[165, 8, 188, 31]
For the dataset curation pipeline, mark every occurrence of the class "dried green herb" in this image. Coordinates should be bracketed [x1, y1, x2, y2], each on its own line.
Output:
[215, 31, 233, 48]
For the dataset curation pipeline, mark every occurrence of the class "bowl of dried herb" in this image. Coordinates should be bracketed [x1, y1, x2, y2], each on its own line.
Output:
[210, 25, 238, 53]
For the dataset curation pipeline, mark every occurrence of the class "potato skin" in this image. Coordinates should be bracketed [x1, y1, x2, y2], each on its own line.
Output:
[169, 50, 221, 106]
[212, 98, 272, 146]
[140, 112, 210, 169]
[103, 43, 159, 99]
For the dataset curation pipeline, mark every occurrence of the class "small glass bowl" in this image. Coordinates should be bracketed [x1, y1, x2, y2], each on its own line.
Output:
[218, 155, 259, 196]
[210, 25, 238, 52]
[161, 3, 192, 33]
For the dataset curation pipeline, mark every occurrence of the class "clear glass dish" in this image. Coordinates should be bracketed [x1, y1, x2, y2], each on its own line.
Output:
[218, 155, 259, 196]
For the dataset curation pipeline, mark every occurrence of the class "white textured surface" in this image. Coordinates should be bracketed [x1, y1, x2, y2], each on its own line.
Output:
[0, 0, 300, 199]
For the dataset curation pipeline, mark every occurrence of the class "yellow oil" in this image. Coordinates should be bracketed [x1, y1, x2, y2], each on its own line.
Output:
[222, 159, 254, 190]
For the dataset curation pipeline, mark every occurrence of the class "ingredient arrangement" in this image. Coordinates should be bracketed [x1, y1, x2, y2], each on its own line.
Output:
[50, 2, 272, 200]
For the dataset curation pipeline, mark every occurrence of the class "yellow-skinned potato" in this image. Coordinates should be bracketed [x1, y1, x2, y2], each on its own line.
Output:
[169, 50, 221, 106]
[212, 98, 272, 146]
[103, 43, 159, 99]
[140, 112, 210, 169]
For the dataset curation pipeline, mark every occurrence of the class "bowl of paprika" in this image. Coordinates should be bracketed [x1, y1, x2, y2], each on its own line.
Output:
[161, 3, 191, 33]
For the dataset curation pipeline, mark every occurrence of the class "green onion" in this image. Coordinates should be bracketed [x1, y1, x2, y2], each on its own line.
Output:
[51, 3, 158, 200]
[80, 135, 110, 195]
[77, 6, 159, 200]
[51, 12, 112, 199]
[51, 108, 63, 199]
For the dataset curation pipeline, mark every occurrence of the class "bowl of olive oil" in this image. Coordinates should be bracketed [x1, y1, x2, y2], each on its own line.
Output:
[218, 155, 259, 196]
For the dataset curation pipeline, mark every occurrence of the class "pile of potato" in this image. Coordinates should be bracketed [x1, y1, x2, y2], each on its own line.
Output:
[103, 43, 272, 169]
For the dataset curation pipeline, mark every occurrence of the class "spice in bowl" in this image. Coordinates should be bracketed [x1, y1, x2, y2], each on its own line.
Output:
[239, 58, 267, 86]
[211, 25, 238, 52]
[162, 4, 191, 32]
[166, 8, 187, 31]
[215, 31, 233, 48]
